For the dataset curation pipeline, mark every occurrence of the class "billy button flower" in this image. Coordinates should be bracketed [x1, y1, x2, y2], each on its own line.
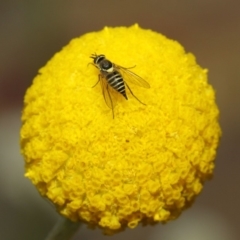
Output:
[20, 24, 221, 235]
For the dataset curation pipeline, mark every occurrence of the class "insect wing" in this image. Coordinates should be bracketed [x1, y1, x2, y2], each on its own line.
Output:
[99, 75, 118, 110]
[115, 65, 150, 88]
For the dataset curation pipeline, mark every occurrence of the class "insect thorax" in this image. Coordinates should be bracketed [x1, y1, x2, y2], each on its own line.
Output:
[100, 60, 114, 73]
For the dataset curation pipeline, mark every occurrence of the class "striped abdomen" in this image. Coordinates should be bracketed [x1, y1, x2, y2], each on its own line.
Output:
[106, 71, 127, 99]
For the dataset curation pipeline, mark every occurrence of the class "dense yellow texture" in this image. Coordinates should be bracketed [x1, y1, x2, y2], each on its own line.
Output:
[20, 24, 221, 233]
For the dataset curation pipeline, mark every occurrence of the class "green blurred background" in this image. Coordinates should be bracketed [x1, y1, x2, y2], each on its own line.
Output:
[0, 1, 239, 239]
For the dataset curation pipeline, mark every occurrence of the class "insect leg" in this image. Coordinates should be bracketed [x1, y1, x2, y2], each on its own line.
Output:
[106, 84, 115, 119]
[119, 65, 136, 70]
[125, 82, 146, 105]
[92, 75, 101, 88]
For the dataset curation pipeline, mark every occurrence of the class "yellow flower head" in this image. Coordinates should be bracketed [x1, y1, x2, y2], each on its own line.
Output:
[20, 24, 221, 234]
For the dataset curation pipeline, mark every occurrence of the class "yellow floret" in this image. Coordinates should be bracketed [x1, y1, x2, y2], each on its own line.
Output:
[20, 24, 221, 234]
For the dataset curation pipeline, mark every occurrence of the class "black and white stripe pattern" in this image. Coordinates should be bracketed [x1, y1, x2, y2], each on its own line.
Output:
[92, 54, 127, 99]
[90, 53, 150, 118]
[106, 71, 127, 99]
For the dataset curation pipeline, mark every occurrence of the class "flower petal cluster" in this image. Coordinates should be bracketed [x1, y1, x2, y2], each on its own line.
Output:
[20, 24, 221, 233]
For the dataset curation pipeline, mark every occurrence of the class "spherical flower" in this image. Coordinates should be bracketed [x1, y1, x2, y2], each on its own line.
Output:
[20, 24, 221, 234]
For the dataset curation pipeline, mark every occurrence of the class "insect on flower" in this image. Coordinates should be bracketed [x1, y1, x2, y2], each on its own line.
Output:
[90, 54, 150, 118]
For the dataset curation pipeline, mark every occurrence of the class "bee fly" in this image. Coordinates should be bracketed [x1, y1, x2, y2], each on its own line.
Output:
[90, 54, 150, 118]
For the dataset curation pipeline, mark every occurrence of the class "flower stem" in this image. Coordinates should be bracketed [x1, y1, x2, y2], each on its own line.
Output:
[45, 217, 80, 240]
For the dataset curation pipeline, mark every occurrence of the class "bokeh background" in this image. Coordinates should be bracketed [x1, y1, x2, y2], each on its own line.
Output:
[0, 1, 239, 239]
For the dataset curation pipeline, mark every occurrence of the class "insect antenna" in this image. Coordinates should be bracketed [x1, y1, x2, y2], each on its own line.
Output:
[90, 53, 97, 59]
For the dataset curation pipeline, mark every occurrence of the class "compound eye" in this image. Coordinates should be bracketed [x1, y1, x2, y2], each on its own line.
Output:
[94, 55, 105, 64]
